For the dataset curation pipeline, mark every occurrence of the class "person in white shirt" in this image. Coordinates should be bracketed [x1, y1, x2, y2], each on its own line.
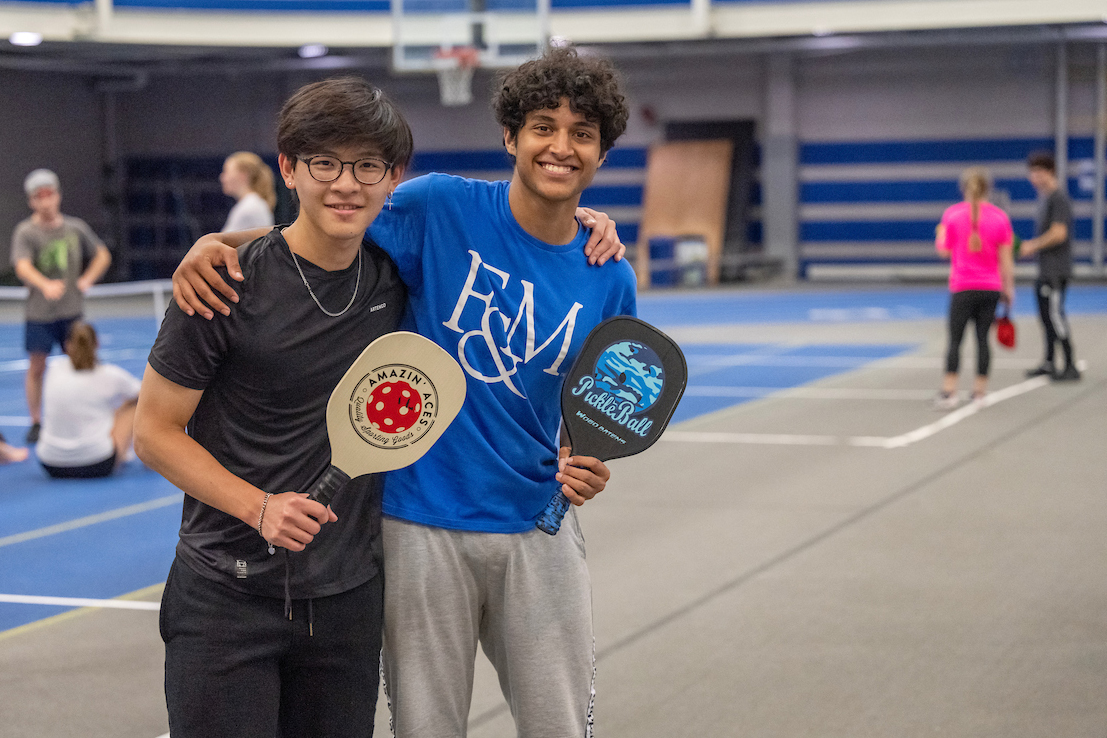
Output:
[219, 151, 277, 232]
[36, 320, 141, 478]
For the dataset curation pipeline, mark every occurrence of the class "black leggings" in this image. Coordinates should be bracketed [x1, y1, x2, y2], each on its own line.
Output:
[1035, 278, 1074, 367]
[946, 290, 1001, 376]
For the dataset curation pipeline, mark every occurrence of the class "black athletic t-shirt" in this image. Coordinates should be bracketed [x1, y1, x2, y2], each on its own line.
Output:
[149, 229, 406, 599]
[1035, 187, 1073, 282]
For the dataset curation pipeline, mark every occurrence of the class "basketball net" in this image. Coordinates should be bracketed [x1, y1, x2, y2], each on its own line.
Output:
[433, 46, 480, 107]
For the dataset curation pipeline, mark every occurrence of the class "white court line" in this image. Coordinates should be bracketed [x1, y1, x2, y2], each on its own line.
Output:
[0, 493, 182, 548]
[0, 594, 159, 611]
[664, 376, 1051, 450]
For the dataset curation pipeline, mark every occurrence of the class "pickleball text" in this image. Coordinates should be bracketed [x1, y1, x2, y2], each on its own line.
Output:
[570, 377, 654, 437]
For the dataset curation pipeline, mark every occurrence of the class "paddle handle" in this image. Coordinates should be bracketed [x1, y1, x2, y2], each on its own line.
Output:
[536, 489, 572, 535]
[307, 465, 351, 507]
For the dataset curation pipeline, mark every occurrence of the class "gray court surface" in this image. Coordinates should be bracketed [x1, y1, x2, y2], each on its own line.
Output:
[1, 301, 1104, 738]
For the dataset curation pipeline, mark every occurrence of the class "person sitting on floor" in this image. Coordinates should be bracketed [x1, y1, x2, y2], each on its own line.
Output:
[36, 320, 141, 478]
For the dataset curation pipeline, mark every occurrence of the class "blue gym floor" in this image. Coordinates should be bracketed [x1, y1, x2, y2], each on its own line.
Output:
[1, 284, 1104, 634]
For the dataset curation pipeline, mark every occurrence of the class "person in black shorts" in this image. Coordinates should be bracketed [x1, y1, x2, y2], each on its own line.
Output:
[1020, 151, 1080, 381]
[133, 78, 411, 738]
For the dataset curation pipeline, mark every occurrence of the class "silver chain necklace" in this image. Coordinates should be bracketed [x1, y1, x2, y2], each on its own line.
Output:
[289, 243, 362, 318]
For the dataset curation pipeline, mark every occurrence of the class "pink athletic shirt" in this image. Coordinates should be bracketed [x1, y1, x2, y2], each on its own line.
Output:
[938, 200, 1012, 293]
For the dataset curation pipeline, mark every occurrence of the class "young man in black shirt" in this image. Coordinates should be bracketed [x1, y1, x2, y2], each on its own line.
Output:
[134, 78, 411, 738]
[1020, 151, 1080, 381]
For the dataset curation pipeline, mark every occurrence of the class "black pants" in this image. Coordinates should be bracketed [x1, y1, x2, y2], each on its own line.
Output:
[161, 558, 383, 738]
[946, 290, 1001, 376]
[1035, 278, 1075, 368]
[41, 453, 116, 479]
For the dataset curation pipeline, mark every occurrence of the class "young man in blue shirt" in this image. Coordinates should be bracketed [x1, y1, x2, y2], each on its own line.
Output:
[174, 47, 636, 736]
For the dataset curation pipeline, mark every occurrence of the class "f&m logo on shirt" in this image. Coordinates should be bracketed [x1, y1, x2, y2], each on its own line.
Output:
[442, 250, 582, 399]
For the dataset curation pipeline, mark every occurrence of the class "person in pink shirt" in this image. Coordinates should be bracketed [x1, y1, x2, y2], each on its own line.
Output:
[934, 167, 1015, 409]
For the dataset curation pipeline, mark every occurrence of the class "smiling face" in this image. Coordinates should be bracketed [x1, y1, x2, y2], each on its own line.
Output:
[279, 144, 402, 265]
[505, 98, 605, 210]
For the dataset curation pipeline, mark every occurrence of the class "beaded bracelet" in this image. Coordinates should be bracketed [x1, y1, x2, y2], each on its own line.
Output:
[257, 492, 274, 537]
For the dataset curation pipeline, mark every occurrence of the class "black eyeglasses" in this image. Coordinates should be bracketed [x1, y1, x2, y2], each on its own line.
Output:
[297, 156, 393, 186]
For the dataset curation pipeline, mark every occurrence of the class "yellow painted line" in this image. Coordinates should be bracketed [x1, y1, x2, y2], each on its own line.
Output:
[0, 494, 181, 548]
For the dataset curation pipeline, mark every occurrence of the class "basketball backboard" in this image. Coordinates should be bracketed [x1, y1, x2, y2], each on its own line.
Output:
[391, 0, 550, 74]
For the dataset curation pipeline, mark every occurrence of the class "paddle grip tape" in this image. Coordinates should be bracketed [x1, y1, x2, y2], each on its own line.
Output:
[535, 490, 572, 535]
[307, 465, 351, 508]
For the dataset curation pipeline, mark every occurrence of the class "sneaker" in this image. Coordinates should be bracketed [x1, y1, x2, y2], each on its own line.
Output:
[933, 392, 961, 411]
[25, 422, 40, 444]
[1053, 364, 1082, 382]
[1025, 363, 1054, 378]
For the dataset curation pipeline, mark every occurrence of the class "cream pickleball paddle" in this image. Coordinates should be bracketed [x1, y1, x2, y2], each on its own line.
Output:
[306, 331, 466, 506]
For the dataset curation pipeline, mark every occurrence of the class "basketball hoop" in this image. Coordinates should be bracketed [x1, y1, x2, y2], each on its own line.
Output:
[433, 46, 480, 107]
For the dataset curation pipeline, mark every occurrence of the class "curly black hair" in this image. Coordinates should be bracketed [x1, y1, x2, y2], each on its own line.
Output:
[493, 46, 629, 157]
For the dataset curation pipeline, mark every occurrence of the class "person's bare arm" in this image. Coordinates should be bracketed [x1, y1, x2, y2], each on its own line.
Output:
[172, 228, 267, 319]
[133, 364, 336, 551]
[577, 207, 626, 266]
[998, 242, 1015, 306]
[934, 224, 950, 259]
[1020, 222, 1067, 256]
[14, 257, 65, 301]
[76, 245, 111, 293]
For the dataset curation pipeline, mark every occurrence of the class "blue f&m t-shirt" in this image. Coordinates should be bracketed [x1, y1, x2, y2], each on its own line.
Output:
[370, 174, 638, 533]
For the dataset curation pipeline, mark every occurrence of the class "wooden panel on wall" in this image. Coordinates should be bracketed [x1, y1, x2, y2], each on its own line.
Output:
[635, 139, 733, 287]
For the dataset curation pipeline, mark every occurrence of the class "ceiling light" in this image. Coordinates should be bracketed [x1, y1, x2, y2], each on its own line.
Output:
[298, 44, 328, 59]
[9, 32, 43, 47]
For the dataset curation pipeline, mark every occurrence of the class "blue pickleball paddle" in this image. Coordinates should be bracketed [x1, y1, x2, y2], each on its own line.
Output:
[535, 316, 687, 535]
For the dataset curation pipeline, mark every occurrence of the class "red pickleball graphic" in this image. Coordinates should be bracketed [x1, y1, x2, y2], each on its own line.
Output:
[364, 380, 422, 433]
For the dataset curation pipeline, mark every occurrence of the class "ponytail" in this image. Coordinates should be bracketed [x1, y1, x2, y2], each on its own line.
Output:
[227, 151, 277, 211]
[959, 167, 992, 253]
[65, 320, 98, 371]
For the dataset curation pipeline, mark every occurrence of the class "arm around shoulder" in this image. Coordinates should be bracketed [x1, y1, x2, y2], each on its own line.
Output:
[172, 229, 265, 319]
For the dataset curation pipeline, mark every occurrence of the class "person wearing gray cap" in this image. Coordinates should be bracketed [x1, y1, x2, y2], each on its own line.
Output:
[11, 168, 112, 444]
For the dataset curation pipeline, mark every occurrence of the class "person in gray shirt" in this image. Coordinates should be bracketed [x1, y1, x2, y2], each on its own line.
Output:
[11, 169, 112, 442]
[1020, 151, 1080, 381]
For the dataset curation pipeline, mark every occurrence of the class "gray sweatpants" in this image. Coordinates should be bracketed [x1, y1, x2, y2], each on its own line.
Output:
[381, 511, 596, 738]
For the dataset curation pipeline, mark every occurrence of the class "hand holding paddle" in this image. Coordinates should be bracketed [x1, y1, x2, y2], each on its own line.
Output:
[554, 446, 611, 506]
[259, 492, 338, 553]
